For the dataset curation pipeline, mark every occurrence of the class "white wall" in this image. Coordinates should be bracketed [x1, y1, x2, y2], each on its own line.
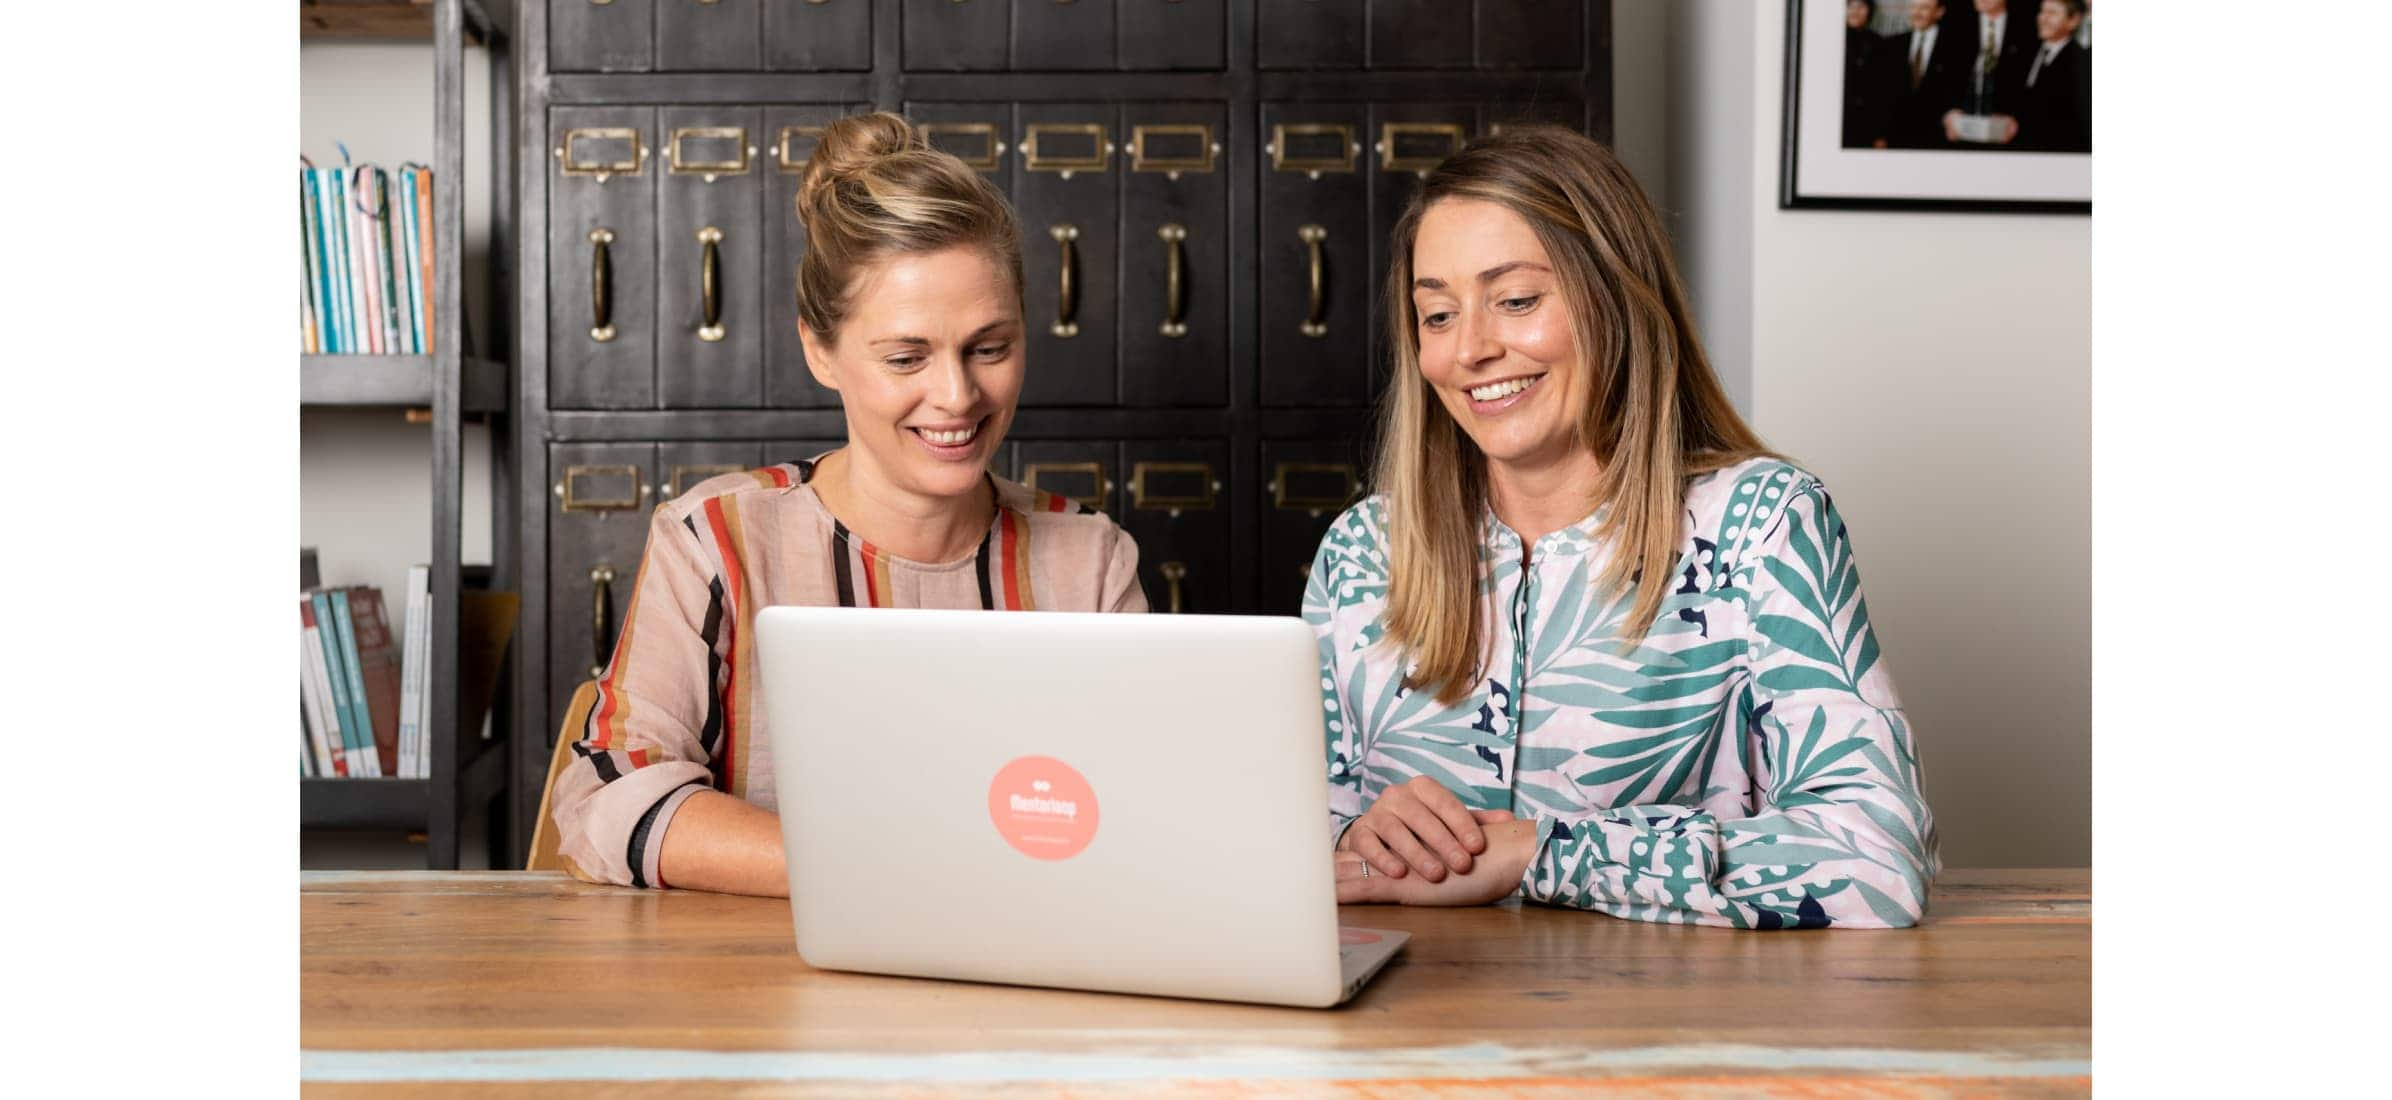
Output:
[300, 41, 498, 625]
[1627, 2, 2091, 867]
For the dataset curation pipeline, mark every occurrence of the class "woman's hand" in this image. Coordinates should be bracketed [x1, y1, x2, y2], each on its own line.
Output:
[1337, 776, 1514, 881]
[1335, 819, 1540, 907]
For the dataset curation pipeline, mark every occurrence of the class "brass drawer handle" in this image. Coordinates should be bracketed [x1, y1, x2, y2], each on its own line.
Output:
[1022, 461, 1112, 511]
[1269, 461, 1359, 514]
[1158, 561, 1187, 614]
[1050, 224, 1080, 339]
[590, 565, 617, 679]
[554, 464, 650, 513]
[1129, 461, 1219, 512]
[589, 228, 616, 342]
[1158, 224, 1187, 339]
[1298, 225, 1328, 338]
[697, 226, 725, 343]
[666, 463, 747, 499]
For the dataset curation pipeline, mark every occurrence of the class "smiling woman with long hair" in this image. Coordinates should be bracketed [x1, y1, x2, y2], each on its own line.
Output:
[1312, 125, 1939, 928]
[547, 113, 1146, 898]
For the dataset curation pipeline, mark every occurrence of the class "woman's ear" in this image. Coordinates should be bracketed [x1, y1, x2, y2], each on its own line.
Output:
[797, 322, 841, 392]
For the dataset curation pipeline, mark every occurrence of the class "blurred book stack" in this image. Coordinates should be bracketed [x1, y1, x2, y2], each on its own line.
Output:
[300, 161, 434, 355]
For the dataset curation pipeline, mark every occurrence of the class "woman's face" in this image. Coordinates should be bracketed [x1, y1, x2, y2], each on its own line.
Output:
[799, 246, 1023, 502]
[1410, 198, 1588, 475]
[1847, 0, 1871, 29]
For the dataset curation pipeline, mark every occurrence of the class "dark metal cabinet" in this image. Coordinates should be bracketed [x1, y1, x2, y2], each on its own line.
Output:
[1258, 0, 1364, 70]
[546, 443, 659, 721]
[549, 107, 658, 409]
[903, 102, 1017, 203]
[1014, 0, 1115, 72]
[763, 105, 863, 408]
[657, 0, 760, 71]
[766, 0, 874, 71]
[657, 107, 765, 408]
[1119, 104, 1229, 407]
[1119, 0, 1225, 71]
[551, 0, 654, 72]
[1015, 103, 1120, 407]
[1370, 0, 1470, 70]
[1478, 0, 1584, 70]
[1259, 103, 1370, 407]
[1120, 439, 1231, 614]
[903, 0, 1008, 71]
[1261, 437, 1370, 616]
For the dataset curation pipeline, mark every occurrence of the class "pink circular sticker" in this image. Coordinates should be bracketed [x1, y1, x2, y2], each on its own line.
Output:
[987, 756, 1100, 861]
[1340, 929, 1384, 946]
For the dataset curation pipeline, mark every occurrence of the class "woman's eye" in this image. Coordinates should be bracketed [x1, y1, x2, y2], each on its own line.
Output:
[1420, 311, 1454, 330]
[971, 343, 1010, 360]
[885, 356, 925, 371]
[1499, 295, 1541, 313]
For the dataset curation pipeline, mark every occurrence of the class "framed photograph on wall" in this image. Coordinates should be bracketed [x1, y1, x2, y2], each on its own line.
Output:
[1781, 0, 2090, 213]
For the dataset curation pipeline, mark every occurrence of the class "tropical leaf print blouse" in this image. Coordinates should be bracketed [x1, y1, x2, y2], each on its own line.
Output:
[1304, 459, 1940, 929]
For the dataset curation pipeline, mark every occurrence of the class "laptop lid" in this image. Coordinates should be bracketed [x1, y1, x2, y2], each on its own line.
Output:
[758, 606, 1353, 1007]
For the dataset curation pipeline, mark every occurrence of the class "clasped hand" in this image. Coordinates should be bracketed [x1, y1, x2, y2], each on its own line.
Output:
[1333, 776, 1537, 906]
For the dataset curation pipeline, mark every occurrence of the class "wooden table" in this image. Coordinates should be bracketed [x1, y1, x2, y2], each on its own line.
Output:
[301, 869, 2089, 1097]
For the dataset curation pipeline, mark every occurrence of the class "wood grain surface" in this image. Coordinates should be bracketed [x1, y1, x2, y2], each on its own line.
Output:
[301, 868, 2089, 1096]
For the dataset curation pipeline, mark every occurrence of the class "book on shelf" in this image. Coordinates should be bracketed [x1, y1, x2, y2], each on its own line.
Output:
[301, 594, 350, 777]
[300, 162, 434, 356]
[348, 587, 406, 778]
[399, 564, 430, 779]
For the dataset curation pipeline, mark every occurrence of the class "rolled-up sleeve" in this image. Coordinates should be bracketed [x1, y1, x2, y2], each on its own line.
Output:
[550, 505, 726, 888]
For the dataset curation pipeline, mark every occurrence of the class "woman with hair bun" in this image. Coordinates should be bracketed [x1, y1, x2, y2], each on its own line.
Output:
[548, 112, 1147, 897]
[1313, 125, 1939, 929]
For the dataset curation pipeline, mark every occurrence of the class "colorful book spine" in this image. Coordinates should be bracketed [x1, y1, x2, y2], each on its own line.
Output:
[308, 592, 358, 777]
[300, 170, 321, 353]
[299, 598, 338, 776]
[374, 169, 401, 354]
[416, 169, 436, 355]
[336, 168, 364, 355]
[401, 168, 426, 354]
[328, 589, 381, 777]
[399, 564, 429, 778]
[311, 171, 337, 353]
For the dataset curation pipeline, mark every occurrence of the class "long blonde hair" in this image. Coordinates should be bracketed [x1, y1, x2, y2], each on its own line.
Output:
[1375, 124, 1772, 704]
[794, 112, 1022, 342]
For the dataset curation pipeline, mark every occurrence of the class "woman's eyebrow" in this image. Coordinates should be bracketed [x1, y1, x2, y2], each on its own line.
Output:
[1414, 261, 1551, 292]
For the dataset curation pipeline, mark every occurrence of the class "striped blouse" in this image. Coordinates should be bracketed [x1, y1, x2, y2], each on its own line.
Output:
[551, 456, 1149, 888]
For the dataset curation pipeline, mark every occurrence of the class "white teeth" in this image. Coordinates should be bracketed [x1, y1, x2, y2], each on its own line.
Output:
[917, 425, 978, 446]
[1468, 376, 1543, 402]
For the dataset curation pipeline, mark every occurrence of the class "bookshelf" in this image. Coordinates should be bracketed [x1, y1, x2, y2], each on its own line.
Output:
[300, 0, 517, 869]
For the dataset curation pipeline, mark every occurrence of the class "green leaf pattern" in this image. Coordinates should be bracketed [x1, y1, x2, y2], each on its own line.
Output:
[1303, 459, 1941, 930]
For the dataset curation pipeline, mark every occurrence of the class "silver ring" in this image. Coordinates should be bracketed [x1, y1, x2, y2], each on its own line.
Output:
[1359, 862, 1370, 879]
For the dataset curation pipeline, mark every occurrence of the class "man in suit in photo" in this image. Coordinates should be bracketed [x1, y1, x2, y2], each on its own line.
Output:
[1842, 0, 1895, 147]
[2003, 0, 2090, 151]
[1875, 0, 1971, 149]
[1957, 0, 2038, 115]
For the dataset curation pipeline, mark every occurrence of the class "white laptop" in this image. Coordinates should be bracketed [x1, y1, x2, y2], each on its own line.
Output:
[756, 605, 1407, 1008]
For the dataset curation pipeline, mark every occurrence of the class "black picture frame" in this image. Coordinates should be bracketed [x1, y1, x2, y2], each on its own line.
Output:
[1779, 0, 2090, 214]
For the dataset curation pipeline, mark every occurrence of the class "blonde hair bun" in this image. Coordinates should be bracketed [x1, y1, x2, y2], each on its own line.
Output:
[792, 112, 1022, 341]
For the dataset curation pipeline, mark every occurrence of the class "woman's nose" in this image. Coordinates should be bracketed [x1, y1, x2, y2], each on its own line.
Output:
[1454, 310, 1500, 372]
[932, 355, 980, 410]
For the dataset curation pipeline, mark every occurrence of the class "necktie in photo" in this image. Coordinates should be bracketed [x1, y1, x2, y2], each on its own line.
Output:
[1912, 34, 1927, 88]
[2029, 45, 2053, 87]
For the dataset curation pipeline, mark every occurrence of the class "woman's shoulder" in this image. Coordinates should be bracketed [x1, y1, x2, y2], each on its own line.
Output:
[1317, 494, 1394, 562]
[653, 461, 815, 526]
[1684, 456, 1827, 526]
[990, 472, 1133, 544]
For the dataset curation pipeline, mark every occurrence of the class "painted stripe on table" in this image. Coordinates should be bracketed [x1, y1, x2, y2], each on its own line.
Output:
[301, 1043, 2090, 1085]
